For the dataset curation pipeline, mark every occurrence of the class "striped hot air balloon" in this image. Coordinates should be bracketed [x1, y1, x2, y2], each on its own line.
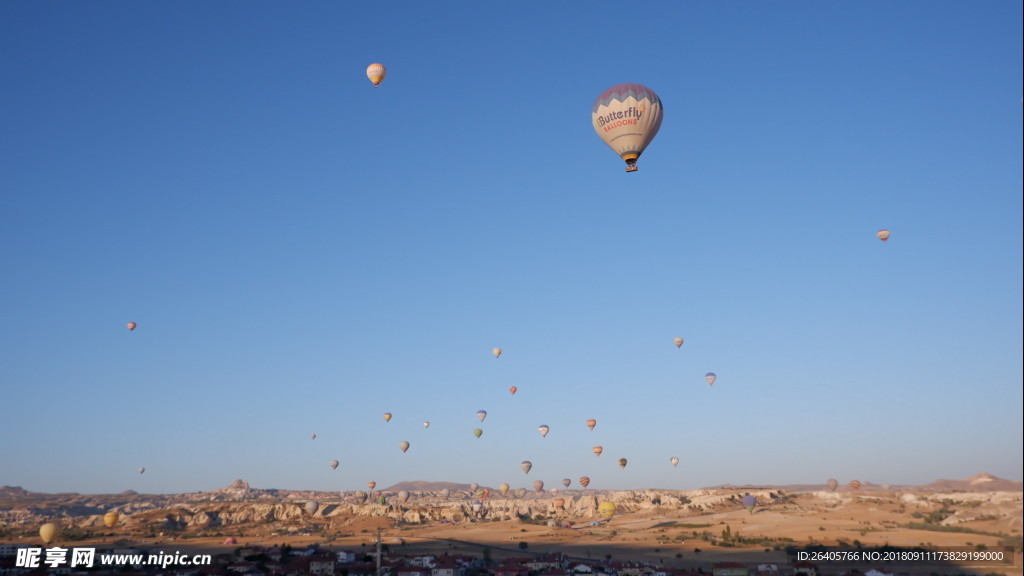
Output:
[366, 63, 386, 87]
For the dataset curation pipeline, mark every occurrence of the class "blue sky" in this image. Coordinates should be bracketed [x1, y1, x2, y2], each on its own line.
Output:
[1, 1, 1021, 495]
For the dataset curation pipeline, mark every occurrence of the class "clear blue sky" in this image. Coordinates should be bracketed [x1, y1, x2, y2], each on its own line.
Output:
[2, 1, 1021, 495]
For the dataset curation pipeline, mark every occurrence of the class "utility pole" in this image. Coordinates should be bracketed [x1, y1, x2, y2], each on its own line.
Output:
[375, 528, 382, 576]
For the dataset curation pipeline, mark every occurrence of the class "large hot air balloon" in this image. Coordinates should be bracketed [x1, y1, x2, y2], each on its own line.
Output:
[40, 523, 61, 545]
[618, 458, 628, 469]
[538, 425, 550, 438]
[521, 461, 532, 474]
[383, 412, 392, 423]
[126, 322, 137, 331]
[476, 410, 487, 422]
[355, 491, 368, 504]
[849, 480, 862, 491]
[579, 476, 591, 488]
[499, 482, 510, 496]
[877, 229, 890, 242]
[533, 480, 544, 493]
[705, 372, 717, 386]
[509, 386, 518, 396]
[367, 481, 377, 491]
[562, 478, 571, 488]
[398, 490, 410, 504]
[473, 428, 483, 438]
[674, 337, 684, 348]
[329, 459, 339, 470]
[492, 347, 502, 358]
[400, 440, 410, 453]
[598, 501, 617, 520]
[670, 456, 679, 467]
[592, 83, 664, 172]
[827, 478, 839, 491]
[305, 500, 320, 515]
[103, 512, 119, 528]
[586, 419, 597, 431]
[742, 494, 757, 513]
[366, 63, 386, 87]
[593, 446, 603, 457]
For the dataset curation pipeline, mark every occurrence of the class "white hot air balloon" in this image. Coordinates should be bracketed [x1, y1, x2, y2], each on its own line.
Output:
[592, 83, 664, 172]
[366, 63, 386, 87]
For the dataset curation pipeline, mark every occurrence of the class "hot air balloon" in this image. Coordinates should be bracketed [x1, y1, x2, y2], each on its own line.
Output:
[472, 500, 483, 512]
[515, 487, 527, 498]
[367, 481, 377, 491]
[499, 482, 510, 495]
[383, 412, 392, 422]
[39, 523, 60, 545]
[440, 488, 450, 499]
[521, 461, 533, 474]
[593, 446, 603, 457]
[366, 63, 386, 87]
[705, 372, 717, 386]
[533, 480, 544, 492]
[586, 419, 597, 431]
[598, 501, 617, 520]
[223, 537, 237, 545]
[579, 476, 591, 488]
[538, 425, 550, 438]
[827, 478, 839, 491]
[877, 229, 890, 242]
[400, 440, 410, 453]
[492, 347, 502, 358]
[670, 456, 679, 467]
[553, 498, 566, 510]
[592, 83, 663, 172]
[355, 491, 368, 504]
[398, 490, 410, 504]
[126, 322, 137, 331]
[138, 467, 145, 474]
[562, 478, 571, 488]
[305, 500, 320, 515]
[742, 494, 757, 513]
[849, 480, 862, 491]
[509, 386, 518, 396]
[674, 337, 684, 348]
[378, 494, 387, 505]
[423, 421, 430, 429]
[473, 428, 483, 438]
[618, 458, 628, 469]
[103, 512, 119, 528]
[470, 482, 479, 493]
[476, 410, 487, 421]
[329, 459, 339, 470]
[310, 433, 317, 440]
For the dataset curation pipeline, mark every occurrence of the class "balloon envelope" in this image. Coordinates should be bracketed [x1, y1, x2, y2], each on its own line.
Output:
[521, 461, 532, 474]
[509, 386, 517, 395]
[705, 372, 717, 386]
[138, 467, 145, 474]
[440, 488, 450, 499]
[598, 501, 617, 519]
[579, 476, 591, 488]
[533, 480, 544, 492]
[473, 428, 483, 438]
[126, 322, 137, 331]
[367, 481, 376, 490]
[742, 494, 757, 512]
[877, 229, 890, 242]
[366, 63, 386, 87]
[618, 458, 628, 469]
[329, 460, 339, 470]
[586, 418, 597, 430]
[305, 501, 319, 515]
[674, 337, 683, 348]
[40, 523, 61, 544]
[827, 478, 839, 491]
[476, 410, 487, 421]
[492, 347, 502, 358]
[398, 490, 410, 503]
[562, 478, 571, 488]
[538, 425, 549, 437]
[499, 482, 510, 495]
[670, 456, 679, 467]
[383, 412, 392, 422]
[553, 498, 565, 509]
[423, 421, 430, 429]
[400, 441, 410, 453]
[593, 446, 603, 457]
[592, 83, 664, 172]
[849, 480, 862, 491]
[103, 512, 119, 528]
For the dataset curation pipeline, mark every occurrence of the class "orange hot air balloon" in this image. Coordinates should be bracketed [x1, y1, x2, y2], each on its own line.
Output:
[366, 63, 386, 87]
[103, 512, 119, 528]
[367, 481, 377, 491]
[849, 480, 862, 491]
[400, 440, 410, 453]
[383, 412, 392, 422]
[552, 497, 565, 510]
[877, 229, 890, 242]
[492, 347, 502, 358]
[579, 476, 591, 488]
[126, 322, 137, 331]
[509, 386, 517, 396]
[592, 445, 603, 457]
[586, 419, 597, 431]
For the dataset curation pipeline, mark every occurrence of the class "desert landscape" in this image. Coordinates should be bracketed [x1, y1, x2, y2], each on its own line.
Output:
[2, 473, 1020, 575]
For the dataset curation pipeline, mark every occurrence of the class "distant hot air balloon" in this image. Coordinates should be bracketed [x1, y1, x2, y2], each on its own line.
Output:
[492, 347, 502, 358]
[398, 490, 410, 504]
[329, 459, 339, 470]
[562, 478, 571, 488]
[849, 480, 862, 491]
[598, 501, 617, 520]
[126, 322, 137, 331]
[705, 372, 717, 386]
[827, 478, 839, 491]
[305, 500, 320, 515]
[515, 487, 527, 498]
[470, 483, 479, 493]
[223, 537, 237, 545]
[103, 512, 119, 528]
[473, 428, 483, 438]
[367, 481, 376, 491]
[366, 63, 386, 87]
[400, 440, 410, 453]
[533, 480, 544, 493]
[509, 386, 518, 396]
[440, 488, 450, 499]
[618, 458, 628, 469]
[499, 482, 510, 495]
[579, 476, 591, 489]
[423, 421, 430, 429]
[674, 337, 683, 348]
[383, 412, 392, 423]
[355, 491, 368, 504]
[877, 229, 890, 242]
[521, 461, 533, 474]
[593, 446, 603, 457]
[476, 410, 487, 422]
[538, 425, 550, 438]
[39, 523, 60, 545]
[310, 433, 317, 440]
[138, 467, 145, 474]
[586, 419, 597, 431]
[670, 456, 679, 467]
[742, 494, 757, 513]
[472, 500, 483, 512]
[592, 83, 664, 172]
[553, 497, 566, 510]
